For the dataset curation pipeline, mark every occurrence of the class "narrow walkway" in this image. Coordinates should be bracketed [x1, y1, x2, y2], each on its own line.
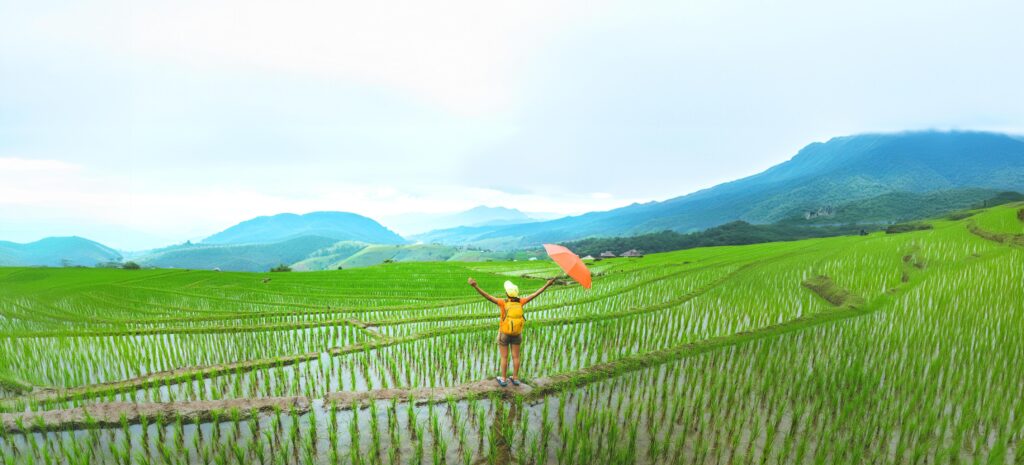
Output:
[2, 381, 534, 433]
[324, 379, 533, 406]
[3, 396, 310, 433]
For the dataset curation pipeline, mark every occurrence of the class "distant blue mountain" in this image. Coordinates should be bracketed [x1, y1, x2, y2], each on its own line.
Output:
[416, 131, 1024, 248]
[388, 205, 546, 236]
[203, 211, 406, 245]
[0, 236, 122, 267]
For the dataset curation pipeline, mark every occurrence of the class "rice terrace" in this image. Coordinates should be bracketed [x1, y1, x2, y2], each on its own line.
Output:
[1, 203, 1022, 464]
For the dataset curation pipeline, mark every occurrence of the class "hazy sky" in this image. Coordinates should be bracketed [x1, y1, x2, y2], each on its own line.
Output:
[2, 0, 1023, 249]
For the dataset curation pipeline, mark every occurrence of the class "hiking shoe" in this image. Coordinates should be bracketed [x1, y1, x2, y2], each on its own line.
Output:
[510, 378, 520, 386]
[496, 377, 508, 387]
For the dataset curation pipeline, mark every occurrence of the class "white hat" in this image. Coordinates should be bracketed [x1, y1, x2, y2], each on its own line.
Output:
[503, 280, 519, 298]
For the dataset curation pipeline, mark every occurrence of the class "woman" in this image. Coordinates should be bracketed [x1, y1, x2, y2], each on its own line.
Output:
[468, 277, 555, 387]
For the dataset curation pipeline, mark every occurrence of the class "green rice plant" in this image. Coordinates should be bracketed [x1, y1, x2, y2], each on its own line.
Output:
[411, 420, 425, 465]
[258, 430, 273, 464]
[368, 400, 381, 461]
[287, 406, 300, 451]
[349, 402, 361, 465]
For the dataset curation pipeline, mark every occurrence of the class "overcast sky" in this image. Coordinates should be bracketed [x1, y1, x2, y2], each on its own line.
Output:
[2, 0, 1023, 249]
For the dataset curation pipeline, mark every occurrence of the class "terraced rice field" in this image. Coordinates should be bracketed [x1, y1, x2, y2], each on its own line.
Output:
[1, 203, 1022, 464]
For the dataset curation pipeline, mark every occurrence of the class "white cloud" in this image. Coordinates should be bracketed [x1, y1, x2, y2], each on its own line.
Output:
[17, 0, 597, 116]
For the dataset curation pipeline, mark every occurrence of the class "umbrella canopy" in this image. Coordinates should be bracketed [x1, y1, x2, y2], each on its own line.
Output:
[543, 244, 592, 289]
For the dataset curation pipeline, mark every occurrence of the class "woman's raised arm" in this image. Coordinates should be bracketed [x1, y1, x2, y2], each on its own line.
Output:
[521, 279, 556, 304]
[468, 277, 502, 305]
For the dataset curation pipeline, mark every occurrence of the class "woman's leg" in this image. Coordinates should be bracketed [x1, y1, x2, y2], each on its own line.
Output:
[510, 344, 521, 380]
[498, 343, 509, 380]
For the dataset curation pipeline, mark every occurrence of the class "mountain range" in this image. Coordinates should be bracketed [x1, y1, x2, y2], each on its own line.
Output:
[414, 131, 1024, 248]
[4, 130, 1024, 269]
[127, 212, 404, 271]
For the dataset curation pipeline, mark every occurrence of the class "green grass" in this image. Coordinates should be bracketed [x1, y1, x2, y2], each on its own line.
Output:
[1, 204, 1022, 464]
[971, 201, 1024, 234]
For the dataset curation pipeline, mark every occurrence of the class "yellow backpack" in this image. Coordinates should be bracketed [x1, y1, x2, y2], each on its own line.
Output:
[500, 300, 525, 336]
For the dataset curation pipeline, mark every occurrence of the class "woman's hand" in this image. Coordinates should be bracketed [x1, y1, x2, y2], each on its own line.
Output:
[467, 277, 477, 287]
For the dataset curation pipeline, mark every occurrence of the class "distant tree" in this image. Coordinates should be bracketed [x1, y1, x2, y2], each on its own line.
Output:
[973, 191, 1024, 209]
[122, 261, 141, 270]
[383, 259, 395, 264]
[336, 266, 344, 270]
[60, 259, 73, 268]
[270, 264, 292, 272]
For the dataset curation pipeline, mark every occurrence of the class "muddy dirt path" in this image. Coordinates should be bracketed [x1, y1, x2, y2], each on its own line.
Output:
[324, 379, 533, 407]
[801, 275, 864, 308]
[2, 380, 532, 433]
[2, 396, 310, 433]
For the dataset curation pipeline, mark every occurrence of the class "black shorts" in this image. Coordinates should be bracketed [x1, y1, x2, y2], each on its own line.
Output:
[496, 332, 522, 346]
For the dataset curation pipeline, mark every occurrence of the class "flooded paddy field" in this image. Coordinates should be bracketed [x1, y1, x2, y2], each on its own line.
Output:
[2, 204, 1023, 463]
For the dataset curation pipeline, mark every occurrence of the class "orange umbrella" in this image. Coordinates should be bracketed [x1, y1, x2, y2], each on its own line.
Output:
[543, 244, 592, 289]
